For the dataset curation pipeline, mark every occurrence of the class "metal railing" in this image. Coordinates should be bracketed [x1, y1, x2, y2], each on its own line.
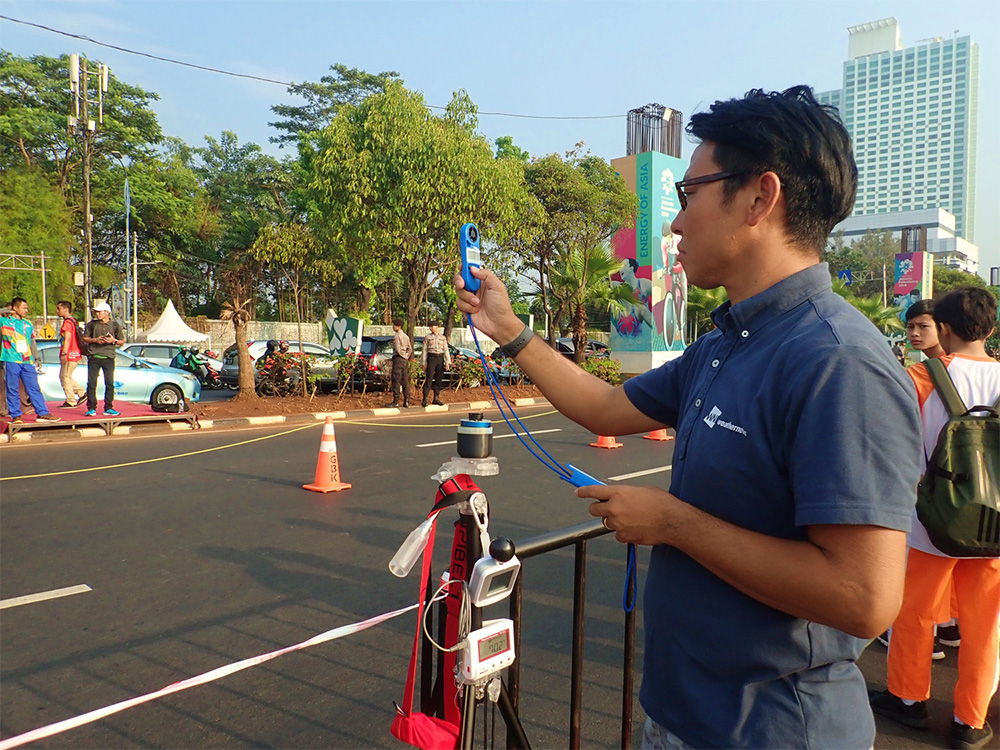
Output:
[421, 516, 636, 749]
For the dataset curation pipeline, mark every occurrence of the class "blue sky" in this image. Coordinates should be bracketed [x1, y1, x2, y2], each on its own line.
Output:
[3, 0, 998, 276]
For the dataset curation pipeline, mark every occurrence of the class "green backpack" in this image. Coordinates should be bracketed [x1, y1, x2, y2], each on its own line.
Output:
[915, 357, 1000, 557]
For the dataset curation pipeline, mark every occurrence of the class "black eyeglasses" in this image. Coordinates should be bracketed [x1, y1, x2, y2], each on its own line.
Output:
[674, 171, 745, 210]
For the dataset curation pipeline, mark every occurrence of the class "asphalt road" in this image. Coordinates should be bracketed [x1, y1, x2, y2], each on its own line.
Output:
[0, 407, 988, 749]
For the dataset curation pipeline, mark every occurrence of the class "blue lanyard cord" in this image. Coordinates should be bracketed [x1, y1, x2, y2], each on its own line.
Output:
[623, 544, 637, 612]
[468, 318, 572, 480]
[467, 318, 637, 613]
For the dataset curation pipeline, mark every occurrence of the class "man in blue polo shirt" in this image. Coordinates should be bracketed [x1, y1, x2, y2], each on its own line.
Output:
[455, 86, 922, 749]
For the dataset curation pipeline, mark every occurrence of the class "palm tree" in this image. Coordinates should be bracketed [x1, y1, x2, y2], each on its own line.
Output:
[220, 298, 258, 401]
[830, 276, 905, 334]
[547, 243, 635, 363]
[847, 294, 905, 334]
[686, 285, 728, 341]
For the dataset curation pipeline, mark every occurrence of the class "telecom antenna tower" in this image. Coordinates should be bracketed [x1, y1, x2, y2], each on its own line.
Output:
[68, 53, 109, 320]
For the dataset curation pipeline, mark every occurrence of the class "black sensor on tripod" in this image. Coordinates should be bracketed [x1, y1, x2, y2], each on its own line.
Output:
[457, 413, 493, 458]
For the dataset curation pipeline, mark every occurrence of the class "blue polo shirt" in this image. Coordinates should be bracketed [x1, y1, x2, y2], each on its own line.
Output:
[624, 264, 921, 749]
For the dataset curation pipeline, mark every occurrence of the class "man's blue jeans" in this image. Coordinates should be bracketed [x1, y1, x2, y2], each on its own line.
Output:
[4, 361, 49, 418]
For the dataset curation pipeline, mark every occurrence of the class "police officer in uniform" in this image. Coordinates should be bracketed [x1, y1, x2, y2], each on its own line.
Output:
[385, 318, 412, 408]
[421, 321, 451, 407]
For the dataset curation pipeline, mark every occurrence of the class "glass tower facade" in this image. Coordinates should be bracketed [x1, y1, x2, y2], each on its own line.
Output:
[819, 19, 979, 242]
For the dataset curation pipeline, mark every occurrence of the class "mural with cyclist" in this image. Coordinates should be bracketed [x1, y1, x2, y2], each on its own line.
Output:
[609, 151, 687, 354]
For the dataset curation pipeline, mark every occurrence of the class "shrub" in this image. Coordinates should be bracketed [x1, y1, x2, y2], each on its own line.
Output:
[581, 357, 622, 384]
[452, 357, 486, 389]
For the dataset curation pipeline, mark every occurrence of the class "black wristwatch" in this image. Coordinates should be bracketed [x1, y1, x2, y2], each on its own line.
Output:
[499, 324, 534, 359]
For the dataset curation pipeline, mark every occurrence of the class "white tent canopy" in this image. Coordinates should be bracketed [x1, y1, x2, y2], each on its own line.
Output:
[140, 300, 209, 343]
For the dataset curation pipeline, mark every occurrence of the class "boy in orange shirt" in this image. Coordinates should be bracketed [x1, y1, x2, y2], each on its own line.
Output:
[871, 286, 1000, 750]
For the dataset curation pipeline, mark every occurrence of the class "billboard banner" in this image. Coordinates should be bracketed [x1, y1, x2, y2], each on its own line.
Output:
[609, 151, 688, 354]
[892, 252, 934, 322]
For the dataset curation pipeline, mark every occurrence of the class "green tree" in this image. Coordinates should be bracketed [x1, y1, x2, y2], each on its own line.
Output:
[686, 284, 729, 340]
[269, 64, 401, 149]
[547, 243, 635, 363]
[0, 52, 233, 323]
[847, 230, 898, 300]
[194, 132, 295, 317]
[932, 266, 993, 296]
[494, 135, 530, 162]
[518, 148, 636, 344]
[831, 277, 905, 334]
[310, 83, 529, 338]
[0, 166, 76, 314]
[0, 52, 162, 186]
[249, 222, 341, 394]
[849, 294, 906, 334]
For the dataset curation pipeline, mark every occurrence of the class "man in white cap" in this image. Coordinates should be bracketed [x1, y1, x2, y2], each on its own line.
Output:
[82, 302, 124, 416]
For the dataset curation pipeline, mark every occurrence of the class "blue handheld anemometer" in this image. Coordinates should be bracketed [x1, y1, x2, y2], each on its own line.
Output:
[459, 223, 482, 294]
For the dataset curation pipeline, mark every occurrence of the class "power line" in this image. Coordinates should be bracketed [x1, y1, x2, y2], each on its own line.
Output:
[1, 14, 625, 121]
[1, 15, 294, 86]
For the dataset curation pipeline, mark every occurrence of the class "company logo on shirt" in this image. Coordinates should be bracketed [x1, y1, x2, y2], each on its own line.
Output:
[703, 405, 747, 436]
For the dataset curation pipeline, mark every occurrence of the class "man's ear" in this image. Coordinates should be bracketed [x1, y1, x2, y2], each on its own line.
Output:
[746, 171, 782, 228]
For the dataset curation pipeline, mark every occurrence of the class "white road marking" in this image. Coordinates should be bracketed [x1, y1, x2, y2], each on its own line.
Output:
[608, 465, 673, 481]
[0, 584, 92, 610]
[417, 428, 562, 448]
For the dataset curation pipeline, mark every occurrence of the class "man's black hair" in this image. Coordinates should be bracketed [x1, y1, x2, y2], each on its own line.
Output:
[905, 298, 935, 323]
[57, 300, 73, 313]
[933, 286, 998, 342]
[392, 317, 404, 327]
[11, 297, 27, 307]
[686, 85, 857, 252]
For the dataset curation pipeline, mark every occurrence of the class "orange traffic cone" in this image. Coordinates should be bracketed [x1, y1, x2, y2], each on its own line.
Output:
[303, 417, 352, 493]
[643, 429, 674, 442]
[590, 434, 623, 449]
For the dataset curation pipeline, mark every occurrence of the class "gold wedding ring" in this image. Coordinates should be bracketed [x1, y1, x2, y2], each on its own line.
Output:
[602, 517, 611, 531]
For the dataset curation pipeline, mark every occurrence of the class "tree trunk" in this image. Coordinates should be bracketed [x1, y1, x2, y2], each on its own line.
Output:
[571, 302, 588, 365]
[357, 285, 373, 317]
[293, 285, 308, 396]
[233, 315, 258, 402]
[443, 298, 456, 342]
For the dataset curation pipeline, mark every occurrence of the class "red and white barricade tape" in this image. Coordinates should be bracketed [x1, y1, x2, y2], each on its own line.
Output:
[0, 600, 422, 749]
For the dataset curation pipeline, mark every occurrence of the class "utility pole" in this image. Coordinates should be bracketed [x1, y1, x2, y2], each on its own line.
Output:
[68, 54, 109, 322]
[133, 230, 138, 336]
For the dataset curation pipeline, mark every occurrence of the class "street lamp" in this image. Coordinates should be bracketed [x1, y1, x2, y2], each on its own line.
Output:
[108, 151, 136, 339]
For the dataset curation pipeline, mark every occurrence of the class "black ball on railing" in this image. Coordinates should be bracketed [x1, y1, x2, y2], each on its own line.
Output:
[489, 537, 515, 563]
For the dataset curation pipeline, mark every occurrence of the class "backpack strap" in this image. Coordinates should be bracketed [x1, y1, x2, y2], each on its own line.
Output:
[924, 358, 968, 417]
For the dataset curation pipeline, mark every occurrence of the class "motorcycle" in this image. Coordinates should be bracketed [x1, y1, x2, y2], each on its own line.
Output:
[171, 350, 224, 390]
[255, 353, 301, 397]
[199, 357, 225, 390]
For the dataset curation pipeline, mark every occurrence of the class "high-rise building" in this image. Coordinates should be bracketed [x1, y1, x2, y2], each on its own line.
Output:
[818, 18, 979, 246]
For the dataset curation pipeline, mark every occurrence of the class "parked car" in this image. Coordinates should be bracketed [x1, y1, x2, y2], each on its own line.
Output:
[219, 340, 338, 390]
[121, 343, 223, 372]
[556, 337, 611, 359]
[34, 342, 201, 406]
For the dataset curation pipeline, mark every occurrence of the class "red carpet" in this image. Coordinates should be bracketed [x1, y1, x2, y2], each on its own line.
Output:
[1, 401, 163, 432]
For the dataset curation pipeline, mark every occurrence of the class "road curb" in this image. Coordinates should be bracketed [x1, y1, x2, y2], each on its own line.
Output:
[0, 397, 551, 445]
[196, 398, 550, 432]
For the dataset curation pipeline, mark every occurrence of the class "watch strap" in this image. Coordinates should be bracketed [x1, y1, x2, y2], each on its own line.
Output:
[499, 324, 534, 358]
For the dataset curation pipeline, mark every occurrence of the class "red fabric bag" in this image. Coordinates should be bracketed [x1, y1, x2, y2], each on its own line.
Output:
[390, 511, 460, 750]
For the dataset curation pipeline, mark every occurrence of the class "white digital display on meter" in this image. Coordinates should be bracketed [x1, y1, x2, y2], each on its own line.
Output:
[460, 618, 515, 683]
[468, 554, 520, 607]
